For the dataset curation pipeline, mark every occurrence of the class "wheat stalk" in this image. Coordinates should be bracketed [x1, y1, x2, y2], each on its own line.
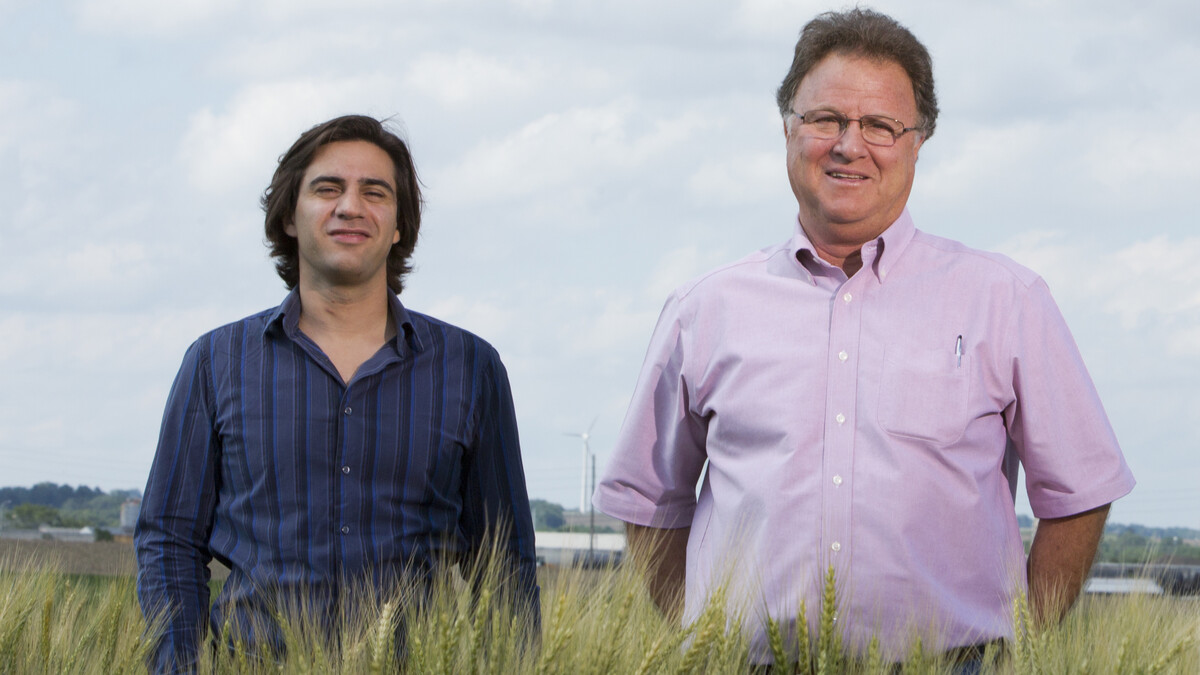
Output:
[1146, 632, 1193, 675]
[633, 630, 679, 675]
[368, 600, 397, 675]
[467, 587, 491, 672]
[1113, 634, 1130, 674]
[96, 586, 126, 674]
[535, 592, 572, 675]
[676, 586, 728, 674]
[795, 599, 810, 675]
[816, 565, 840, 675]
[865, 635, 882, 675]
[767, 614, 788, 671]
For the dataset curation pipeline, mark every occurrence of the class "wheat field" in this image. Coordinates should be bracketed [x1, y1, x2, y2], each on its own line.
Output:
[0, 543, 1196, 674]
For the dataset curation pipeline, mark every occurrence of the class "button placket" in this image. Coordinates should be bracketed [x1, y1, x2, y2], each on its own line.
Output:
[823, 275, 865, 575]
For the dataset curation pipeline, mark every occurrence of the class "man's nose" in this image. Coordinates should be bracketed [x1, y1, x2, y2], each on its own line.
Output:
[832, 120, 869, 158]
[335, 190, 365, 217]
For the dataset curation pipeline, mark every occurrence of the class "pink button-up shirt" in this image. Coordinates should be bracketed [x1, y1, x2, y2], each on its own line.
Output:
[594, 211, 1134, 660]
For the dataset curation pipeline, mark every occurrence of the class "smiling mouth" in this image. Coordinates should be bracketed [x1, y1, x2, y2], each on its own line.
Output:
[828, 172, 867, 180]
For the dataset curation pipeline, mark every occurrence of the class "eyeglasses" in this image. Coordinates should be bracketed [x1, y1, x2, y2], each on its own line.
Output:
[790, 110, 922, 147]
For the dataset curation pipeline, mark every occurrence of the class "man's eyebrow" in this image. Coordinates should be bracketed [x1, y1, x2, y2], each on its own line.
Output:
[308, 175, 346, 188]
[359, 178, 396, 195]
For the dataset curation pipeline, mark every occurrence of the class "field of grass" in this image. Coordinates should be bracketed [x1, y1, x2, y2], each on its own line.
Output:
[1, 541, 1196, 674]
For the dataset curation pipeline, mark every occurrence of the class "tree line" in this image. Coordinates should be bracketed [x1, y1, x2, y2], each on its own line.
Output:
[530, 500, 1200, 565]
[0, 483, 140, 530]
[2, 488, 1197, 565]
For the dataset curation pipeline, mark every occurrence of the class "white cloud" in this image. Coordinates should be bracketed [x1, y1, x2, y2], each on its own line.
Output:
[1079, 112, 1200, 201]
[0, 80, 80, 171]
[51, 241, 153, 293]
[918, 121, 1045, 205]
[509, 0, 556, 18]
[73, 0, 244, 35]
[421, 294, 517, 345]
[732, 0, 824, 38]
[436, 101, 711, 206]
[0, 307, 229, 368]
[556, 289, 659, 360]
[687, 150, 782, 205]
[179, 77, 396, 194]
[999, 233, 1200, 358]
[405, 50, 541, 108]
[1104, 237, 1200, 326]
[646, 244, 735, 302]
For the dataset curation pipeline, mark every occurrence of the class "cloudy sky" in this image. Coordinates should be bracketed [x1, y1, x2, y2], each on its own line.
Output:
[2, 0, 1197, 529]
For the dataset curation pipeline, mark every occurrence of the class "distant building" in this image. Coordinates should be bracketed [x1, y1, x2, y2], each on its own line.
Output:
[40, 526, 97, 543]
[120, 498, 142, 532]
[535, 531, 625, 567]
[0, 529, 46, 541]
[0, 526, 97, 543]
[561, 510, 624, 532]
[1084, 577, 1163, 595]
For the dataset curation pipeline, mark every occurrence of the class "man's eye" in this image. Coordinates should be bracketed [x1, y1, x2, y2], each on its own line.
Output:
[863, 118, 899, 135]
[809, 113, 841, 125]
[315, 186, 340, 195]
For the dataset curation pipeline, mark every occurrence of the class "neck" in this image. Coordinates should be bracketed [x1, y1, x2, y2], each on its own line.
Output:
[295, 277, 395, 343]
[800, 227, 866, 277]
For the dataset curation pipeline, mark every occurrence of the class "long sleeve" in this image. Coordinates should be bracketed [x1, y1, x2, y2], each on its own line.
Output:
[458, 347, 540, 622]
[135, 338, 221, 674]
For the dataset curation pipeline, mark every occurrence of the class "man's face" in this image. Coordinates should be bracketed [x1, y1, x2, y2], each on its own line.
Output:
[785, 52, 924, 253]
[286, 140, 400, 292]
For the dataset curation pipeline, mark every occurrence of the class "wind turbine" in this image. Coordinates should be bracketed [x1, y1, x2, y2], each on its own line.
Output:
[564, 417, 598, 513]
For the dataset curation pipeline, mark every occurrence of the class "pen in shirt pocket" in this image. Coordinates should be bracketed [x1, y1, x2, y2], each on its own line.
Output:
[955, 335, 963, 368]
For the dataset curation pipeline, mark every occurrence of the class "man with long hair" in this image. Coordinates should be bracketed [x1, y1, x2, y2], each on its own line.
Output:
[136, 115, 538, 672]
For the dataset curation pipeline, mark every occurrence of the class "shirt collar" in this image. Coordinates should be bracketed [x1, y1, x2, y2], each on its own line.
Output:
[265, 288, 423, 355]
[789, 208, 917, 284]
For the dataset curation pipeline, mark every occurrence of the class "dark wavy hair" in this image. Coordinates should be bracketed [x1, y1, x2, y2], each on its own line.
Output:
[261, 115, 422, 294]
[775, 8, 939, 139]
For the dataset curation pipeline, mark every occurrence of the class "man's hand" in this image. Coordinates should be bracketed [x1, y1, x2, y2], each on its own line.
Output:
[1027, 503, 1110, 626]
[625, 523, 689, 620]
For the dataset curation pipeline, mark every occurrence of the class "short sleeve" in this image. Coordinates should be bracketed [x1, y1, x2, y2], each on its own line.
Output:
[1004, 278, 1135, 518]
[593, 292, 709, 528]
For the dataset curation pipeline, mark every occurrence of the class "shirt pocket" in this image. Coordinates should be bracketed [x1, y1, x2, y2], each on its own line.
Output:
[876, 344, 971, 445]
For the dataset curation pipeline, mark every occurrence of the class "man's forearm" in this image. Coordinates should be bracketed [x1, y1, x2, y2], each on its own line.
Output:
[1027, 503, 1110, 625]
[625, 523, 689, 620]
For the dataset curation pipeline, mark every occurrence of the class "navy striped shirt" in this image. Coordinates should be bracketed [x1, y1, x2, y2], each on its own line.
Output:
[135, 290, 538, 671]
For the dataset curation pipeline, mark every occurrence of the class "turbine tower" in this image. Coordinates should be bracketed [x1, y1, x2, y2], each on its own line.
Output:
[565, 417, 598, 513]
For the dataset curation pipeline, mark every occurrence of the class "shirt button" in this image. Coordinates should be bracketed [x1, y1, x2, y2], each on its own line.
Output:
[832, 475, 843, 486]
[340, 525, 350, 534]
[831, 541, 841, 552]
[838, 350, 848, 362]
[835, 413, 846, 425]
[342, 466, 351, 474]
[343, 407, 352, 415]
[843, 293, 852, 303]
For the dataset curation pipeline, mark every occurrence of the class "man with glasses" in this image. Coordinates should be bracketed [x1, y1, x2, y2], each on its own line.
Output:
[595, 8, 1134, 669]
